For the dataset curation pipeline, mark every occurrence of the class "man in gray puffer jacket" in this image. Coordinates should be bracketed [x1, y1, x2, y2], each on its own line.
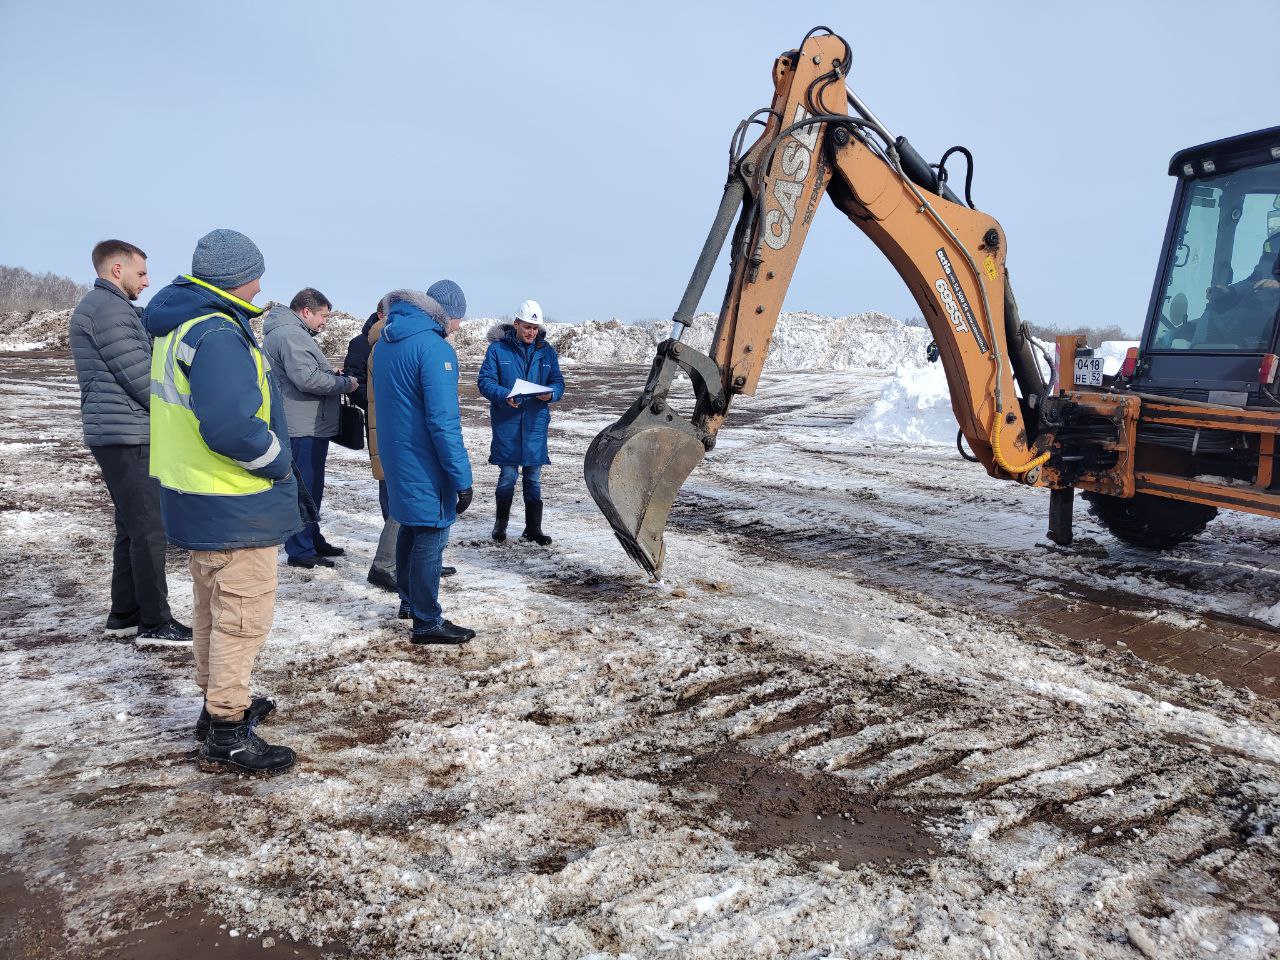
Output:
[71, 239, 190, 645]
[262, 288, 357, 568]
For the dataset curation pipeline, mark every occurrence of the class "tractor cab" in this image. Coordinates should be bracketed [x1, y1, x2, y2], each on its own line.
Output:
[1134, 127, 1280, 407]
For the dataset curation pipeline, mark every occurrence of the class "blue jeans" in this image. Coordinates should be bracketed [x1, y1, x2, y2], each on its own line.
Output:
[286, 436, 330, 560]
[496, 465, 542, 502]
[396, 524, 449, 633]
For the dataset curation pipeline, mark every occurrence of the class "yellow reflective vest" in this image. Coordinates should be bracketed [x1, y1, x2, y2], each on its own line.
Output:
[149, 310, 275, 496]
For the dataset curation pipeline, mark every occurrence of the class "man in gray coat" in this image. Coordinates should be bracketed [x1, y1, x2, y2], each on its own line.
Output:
[262, 288, 357, 569]
[71, 239, 191, 645]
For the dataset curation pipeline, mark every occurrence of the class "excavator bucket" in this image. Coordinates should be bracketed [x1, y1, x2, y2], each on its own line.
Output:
[583, 169, 740, 578]
[584, 399, 707, 578]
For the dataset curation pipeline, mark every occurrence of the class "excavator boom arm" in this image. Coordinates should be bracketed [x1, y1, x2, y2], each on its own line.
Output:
[585, 29, 1050, 576]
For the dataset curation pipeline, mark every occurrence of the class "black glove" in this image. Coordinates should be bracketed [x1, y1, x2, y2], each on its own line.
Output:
[456, 487, 473, 515]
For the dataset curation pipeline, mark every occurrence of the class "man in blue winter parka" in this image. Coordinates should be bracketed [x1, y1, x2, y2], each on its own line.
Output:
[475, 299, 565, 546]
[143, 228, 300, 777]
[373, 280, 476, 646]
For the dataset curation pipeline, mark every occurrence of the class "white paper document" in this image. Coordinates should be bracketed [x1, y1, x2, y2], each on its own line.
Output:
[507, 378, 550, 399]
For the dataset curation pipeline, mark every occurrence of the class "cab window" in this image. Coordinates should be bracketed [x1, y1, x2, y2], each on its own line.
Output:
[1150, 160, 1280, 353]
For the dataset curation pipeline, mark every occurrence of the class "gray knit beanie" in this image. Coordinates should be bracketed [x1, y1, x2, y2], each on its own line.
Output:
[191, 229, 266, 291]
[427, 279, 466, 319]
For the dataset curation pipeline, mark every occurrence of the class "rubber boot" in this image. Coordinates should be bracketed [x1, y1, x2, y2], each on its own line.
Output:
[492, 495, 513, 542]
[522, 500, 553, 546]
[199, 712, 295, 776]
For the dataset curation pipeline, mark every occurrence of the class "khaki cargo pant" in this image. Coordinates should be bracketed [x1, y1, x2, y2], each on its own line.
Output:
[189, 546, 279, 720]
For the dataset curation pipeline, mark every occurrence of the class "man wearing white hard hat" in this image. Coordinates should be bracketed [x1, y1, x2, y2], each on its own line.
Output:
[475, 299, 565, 545]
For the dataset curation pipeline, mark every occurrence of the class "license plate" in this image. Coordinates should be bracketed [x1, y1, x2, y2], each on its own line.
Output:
[1074, 356, 1104, 387]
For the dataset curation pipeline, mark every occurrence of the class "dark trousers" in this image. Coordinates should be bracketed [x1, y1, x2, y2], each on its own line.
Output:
[90, 444, 172, 626]
[396, 524, 449, 633]
[286, 436, 330, 560]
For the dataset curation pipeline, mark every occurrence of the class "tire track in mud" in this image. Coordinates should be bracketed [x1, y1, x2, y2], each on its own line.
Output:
[510, 556, 1280, 938]
[588, 630, 1280, 931]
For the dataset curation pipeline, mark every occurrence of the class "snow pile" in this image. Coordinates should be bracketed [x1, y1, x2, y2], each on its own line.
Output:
[853, 361, 958, 445]
[851, 339, 1144, 445]
[744, 311, 930, 371]
[526, 318, 668, 365]
[444, 317, 640, 366]
[0, 301, 1065, 381]
[0, 307, 73, 350]
[0, 283, 1139, 382]
[449, 310, 930, 370]
[1, 302, 931, 371]
[638, 310, 931, 371]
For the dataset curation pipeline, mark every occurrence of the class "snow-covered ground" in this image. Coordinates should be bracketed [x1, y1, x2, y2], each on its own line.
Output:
[1, 320, 1278, 958]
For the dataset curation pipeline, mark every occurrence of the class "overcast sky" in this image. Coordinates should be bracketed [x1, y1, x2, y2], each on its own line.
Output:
[0, 1, 1274, 331]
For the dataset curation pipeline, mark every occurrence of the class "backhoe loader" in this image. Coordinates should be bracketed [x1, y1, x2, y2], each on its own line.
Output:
[584, 26, 1280, 577]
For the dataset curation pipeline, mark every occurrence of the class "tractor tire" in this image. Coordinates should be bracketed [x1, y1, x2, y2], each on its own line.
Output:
[1083, 492, 1217, 550]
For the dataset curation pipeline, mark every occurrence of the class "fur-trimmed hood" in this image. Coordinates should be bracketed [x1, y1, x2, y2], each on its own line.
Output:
[384, 289, 447, 321]
[488, 322, 548, 345]
[381, 290, 448, 345]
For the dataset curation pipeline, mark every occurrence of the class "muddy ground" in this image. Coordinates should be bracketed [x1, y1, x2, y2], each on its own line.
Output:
[1, 355, 1277, 959]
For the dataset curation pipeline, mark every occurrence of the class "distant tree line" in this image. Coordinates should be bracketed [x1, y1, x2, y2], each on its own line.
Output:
[0, 264, 89, 313]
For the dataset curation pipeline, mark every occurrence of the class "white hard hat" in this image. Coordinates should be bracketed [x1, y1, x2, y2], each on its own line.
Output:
[516, 299, 544, 326]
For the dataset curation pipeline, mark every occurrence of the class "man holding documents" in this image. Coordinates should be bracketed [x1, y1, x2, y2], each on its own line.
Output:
[476, 299, 565, 545]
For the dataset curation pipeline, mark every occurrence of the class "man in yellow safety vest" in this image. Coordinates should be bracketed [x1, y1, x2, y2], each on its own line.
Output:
[143, 229, 301, 776]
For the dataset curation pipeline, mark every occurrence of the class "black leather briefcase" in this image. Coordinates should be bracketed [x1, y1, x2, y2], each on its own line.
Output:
[334, 395, 366, 451]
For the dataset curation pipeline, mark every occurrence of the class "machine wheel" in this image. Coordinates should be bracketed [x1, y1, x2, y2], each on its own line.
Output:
[1083, 492, 1217, 550]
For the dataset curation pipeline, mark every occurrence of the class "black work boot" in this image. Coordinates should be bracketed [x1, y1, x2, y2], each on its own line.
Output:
[199, 712, 295, 776]
[194, 696, 276, 740]
[521, 500, 553, 546]
[492, 495, 513, 542]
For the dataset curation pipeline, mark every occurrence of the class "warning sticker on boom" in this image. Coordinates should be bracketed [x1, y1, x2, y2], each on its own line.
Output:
[934, 248, 989, 355]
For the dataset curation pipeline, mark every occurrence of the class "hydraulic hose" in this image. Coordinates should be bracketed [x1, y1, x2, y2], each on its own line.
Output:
[991, 415, 1050, 476]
